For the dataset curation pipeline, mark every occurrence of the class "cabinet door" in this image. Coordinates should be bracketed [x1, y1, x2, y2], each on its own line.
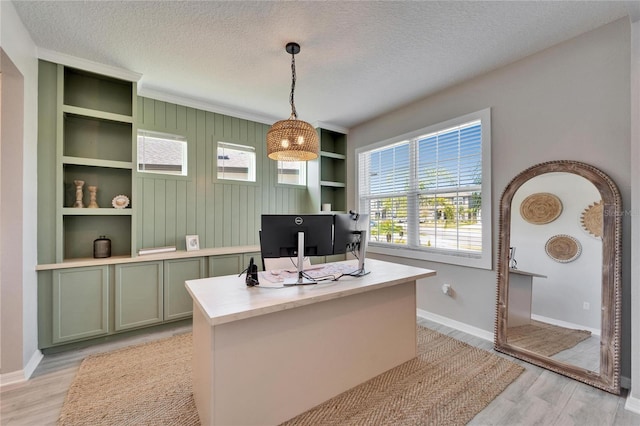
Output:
[208, 254, 243, 277]
[52, 266, 109, 344]
[115, 262, 163, 331]
[164, 258, 205, 321]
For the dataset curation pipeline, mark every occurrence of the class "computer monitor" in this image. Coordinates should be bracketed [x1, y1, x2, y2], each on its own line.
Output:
[260, 214, 334, 285]
[261, 214, 334, 258]
[333, 211, 369, 274]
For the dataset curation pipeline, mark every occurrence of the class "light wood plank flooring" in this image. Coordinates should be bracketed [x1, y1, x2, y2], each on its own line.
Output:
[2, 319, 639, 425]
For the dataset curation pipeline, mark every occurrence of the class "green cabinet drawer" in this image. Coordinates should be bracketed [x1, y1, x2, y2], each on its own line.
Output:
[52, 266, 109, 344]
[164, 258, 205, 321]
[115, 262, 163, 331]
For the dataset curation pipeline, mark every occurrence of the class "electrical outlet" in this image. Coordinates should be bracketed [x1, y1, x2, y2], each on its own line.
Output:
[583, 302, 590, 310]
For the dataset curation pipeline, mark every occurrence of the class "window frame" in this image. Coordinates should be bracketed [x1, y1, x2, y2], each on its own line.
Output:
[355, 108, 492, 270]
[276, 160, 307, 186]
[216, 141, 257, 183]
[137, 129, 188, 177]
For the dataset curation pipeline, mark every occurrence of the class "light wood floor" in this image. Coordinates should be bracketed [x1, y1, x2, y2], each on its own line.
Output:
[2, 319, 639, 426]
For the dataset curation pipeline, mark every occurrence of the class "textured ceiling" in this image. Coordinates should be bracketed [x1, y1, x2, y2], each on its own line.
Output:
[12, 1, 638, 129]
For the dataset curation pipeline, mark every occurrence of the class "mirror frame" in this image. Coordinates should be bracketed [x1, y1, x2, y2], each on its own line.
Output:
[494, 160, 621, 394]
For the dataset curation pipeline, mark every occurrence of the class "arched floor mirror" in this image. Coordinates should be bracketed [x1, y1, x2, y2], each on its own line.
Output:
[494, 160, 621, 394]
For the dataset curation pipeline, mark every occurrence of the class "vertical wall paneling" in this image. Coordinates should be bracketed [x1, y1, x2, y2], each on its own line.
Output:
[195, 109, 207, 239]
[154, 101, 166, 126]
[176, 180, 187, 248]
[239, 185, 248, 244]
[164, 180, 177, 247]
[185, 108, 197, 237]
[165, 102, 177, 130]
[153, 179, 166, 246]
[204, 114, 216, 248]
[135, 97, 312, 252]
[142, 97, 155, 126]
[213, 184, 224, 247]
[223, 185, 233, 246]
[141, 179, 155, 248]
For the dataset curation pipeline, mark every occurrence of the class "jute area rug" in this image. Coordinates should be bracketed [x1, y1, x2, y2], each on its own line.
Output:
[58, 327, 524, 426]
[507, 320, 592, 357]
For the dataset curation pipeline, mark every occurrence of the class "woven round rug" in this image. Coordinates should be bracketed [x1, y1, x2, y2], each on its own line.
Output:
[520, 192, 563, 224]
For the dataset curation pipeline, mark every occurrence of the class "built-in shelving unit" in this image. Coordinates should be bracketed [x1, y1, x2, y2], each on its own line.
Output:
[56, 65, 136, 262]
[310, 128, 347, 212]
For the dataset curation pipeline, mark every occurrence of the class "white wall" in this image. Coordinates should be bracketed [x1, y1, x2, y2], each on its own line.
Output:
[0, 0, 41, 384]
[348, 18, 632, 380]
[628, 16, 640, 414]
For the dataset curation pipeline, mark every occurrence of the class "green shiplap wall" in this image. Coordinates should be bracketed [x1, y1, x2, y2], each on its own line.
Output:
[136, 97, 312, 251]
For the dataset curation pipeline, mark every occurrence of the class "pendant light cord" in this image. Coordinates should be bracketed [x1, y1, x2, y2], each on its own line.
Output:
[289, 52, 298, 119]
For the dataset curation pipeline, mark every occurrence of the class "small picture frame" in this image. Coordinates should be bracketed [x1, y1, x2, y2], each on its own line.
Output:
[186, 235, 200, 251]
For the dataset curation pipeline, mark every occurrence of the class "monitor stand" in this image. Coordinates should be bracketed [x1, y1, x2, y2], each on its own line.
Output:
[354, 230, 368, 276]
[283, 231, 316, 286]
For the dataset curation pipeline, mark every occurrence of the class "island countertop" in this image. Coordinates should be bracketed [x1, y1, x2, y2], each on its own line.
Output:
[185, 258, 436, 326]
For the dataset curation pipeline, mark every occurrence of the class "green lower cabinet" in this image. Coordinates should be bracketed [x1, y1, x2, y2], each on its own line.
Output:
[52, 266, 109, 344]
[209, 254, 243, 277]
[115, 261, 163, 331]
[164, 258, 205, 321]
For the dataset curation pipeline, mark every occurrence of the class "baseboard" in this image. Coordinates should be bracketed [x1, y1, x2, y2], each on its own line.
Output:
[0, 369, 27, 389]
[625, 390, 640, 414]
[530, 313, 600, 336]
[621, 376, 632, 390]
[24, 349, 44, 379]
[0, 349, 43, 389]
[416, 309, 494, 342]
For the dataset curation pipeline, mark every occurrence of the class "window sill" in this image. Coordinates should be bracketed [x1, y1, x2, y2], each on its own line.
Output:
[367, 244, 492, 270]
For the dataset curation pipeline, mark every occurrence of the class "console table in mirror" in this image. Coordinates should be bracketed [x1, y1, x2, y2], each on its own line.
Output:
[494, 160, 621, 394]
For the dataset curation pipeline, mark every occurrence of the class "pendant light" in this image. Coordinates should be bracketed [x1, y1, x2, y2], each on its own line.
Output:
[266, 42, 319, 161]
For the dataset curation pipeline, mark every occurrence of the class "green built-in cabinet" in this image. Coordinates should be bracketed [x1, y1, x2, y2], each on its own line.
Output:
[309, 129, 347, 213]
[115, 262, 163, 331]
[52, 266, 109, 344]
[56, 65, 136, 262]
[38, 251, 260, 350]
[37, 60, 347, 352]
[164, 257, 206, 321]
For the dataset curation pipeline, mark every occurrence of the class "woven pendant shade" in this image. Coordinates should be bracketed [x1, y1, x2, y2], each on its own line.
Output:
[267, 42, 319, 162]
[267, 117, 319, 161]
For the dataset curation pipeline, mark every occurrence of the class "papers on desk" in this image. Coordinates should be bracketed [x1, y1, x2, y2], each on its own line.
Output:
[260, 263, 359, 284]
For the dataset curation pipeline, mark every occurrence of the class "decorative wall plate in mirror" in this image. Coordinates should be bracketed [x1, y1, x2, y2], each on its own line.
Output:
[494, 160, 621, 394]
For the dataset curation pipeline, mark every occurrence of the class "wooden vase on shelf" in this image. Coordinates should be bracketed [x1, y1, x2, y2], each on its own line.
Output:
[73, 180, 85, 208]
[87, 185, 99, 208]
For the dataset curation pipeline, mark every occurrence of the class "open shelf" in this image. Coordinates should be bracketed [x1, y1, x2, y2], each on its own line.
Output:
[63, 113, 133, 163]
[63, 215, 132, 260]
[64, 67, 133, 116]
[319, 129, 346, 156]
[63, 164, 132, 209]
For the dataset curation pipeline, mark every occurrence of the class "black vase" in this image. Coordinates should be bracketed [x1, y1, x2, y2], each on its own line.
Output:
[93, 236, 111, 258]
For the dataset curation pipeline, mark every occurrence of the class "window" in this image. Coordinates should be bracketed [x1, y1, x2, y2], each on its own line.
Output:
[217, 142, 256, 182]
[356, 109, 491, 269]
[137, 130, 187, 176]
[277, 161, 306, 185]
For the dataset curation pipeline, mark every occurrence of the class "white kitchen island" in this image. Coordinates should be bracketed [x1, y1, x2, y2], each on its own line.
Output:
[185, 258, 436, 426]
